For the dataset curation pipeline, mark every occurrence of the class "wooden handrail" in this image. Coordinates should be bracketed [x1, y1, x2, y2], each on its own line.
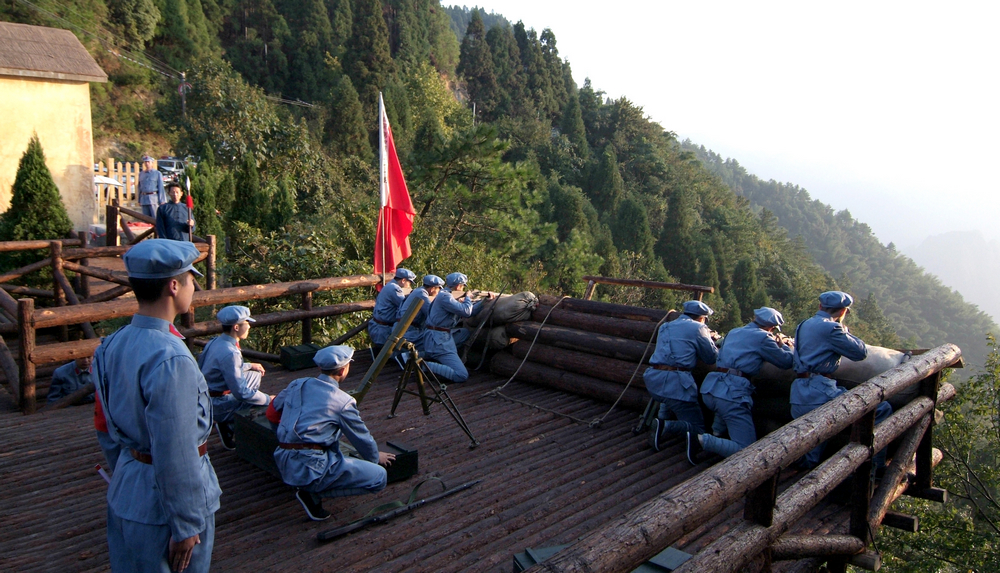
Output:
[527, 344, 962, 573]
[0, 238, 82, 252]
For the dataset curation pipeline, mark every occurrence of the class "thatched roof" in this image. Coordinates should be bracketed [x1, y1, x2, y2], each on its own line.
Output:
[0, 21, 106, 83]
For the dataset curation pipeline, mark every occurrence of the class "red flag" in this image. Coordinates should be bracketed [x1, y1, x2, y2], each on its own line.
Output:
[374, 93, 415, 282]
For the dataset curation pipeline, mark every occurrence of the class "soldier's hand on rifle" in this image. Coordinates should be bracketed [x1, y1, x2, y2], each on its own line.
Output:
[379, 451, 396, 466]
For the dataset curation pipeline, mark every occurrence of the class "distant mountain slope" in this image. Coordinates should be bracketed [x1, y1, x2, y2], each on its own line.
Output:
[683, 141, 995, 370]
[904, 231, 1000, 323]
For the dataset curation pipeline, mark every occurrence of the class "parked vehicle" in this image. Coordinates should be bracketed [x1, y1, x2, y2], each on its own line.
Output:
[157, 157, 185, 182]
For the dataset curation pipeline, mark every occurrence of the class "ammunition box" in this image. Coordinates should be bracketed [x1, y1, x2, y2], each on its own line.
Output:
[280, 343, 323, 371]
[340, 440, 418, 483]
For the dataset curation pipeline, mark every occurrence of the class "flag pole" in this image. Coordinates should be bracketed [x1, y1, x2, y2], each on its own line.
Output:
[379, 93, 387, 284]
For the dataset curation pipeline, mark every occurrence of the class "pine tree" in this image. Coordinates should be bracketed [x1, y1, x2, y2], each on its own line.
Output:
[187, 142, 225, 240]
[611, 194, 653, 256]
[326, 0, 352, 49]
[539, 28, 568, 120]
[560, 86, 589, 159]
[731, 258, 770, 323]
[513, 22, 553, 118]
[0, 135, 74, 270]
[266, 177, 297, 231]
[325, 75, 374, 162]
[229, 154, 268, 229]
[486, 24, 527, 118]
[275, 0, 336, 102]
[588, 146, 624, 214]
[109, 0, 160, 48]
[344, 0, 396, 122]
[457, 10, 499, 121]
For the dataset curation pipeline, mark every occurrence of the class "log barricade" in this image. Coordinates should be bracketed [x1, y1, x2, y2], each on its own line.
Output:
[523, 344, 963, 573]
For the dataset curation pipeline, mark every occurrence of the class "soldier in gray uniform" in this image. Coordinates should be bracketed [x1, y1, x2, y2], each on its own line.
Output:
[93, 239, 221, 573]
[368, 268, 416, 351]
[421, 272, 492, 383]
[270, 345, 395, 521]
[644, 300, 719, 452]
[46, 355, 94, 404]
[137, 155, 167, 218]
[396, 274, 444, 353]
[198, 305, 270, 450]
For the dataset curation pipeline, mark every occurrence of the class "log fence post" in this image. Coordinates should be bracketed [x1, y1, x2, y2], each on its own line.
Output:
[583, 280, 596, 300]
[849, 409, 876, 546]
[744, 473, 779, 527]
[18, 298, 35, 414]
[206, 235, 216, 290]
[50, 242, 68, 341]
[106, 205, 120, 247]
[301, 291, 313, 344]
[913, 371, 940, 492]
[77, 231, 90, 299]
[182, 307, 195, 352]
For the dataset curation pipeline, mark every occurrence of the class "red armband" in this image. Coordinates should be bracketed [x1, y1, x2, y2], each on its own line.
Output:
[94, 392, 108, 433]
[265, 401, 282, 425]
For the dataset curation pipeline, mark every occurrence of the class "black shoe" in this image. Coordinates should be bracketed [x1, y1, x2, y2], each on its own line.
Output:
[296, 489, 331, 521]
[649, 418, 665, 452]
[216, 422, 236, 451]
[686, 432, 703, 466]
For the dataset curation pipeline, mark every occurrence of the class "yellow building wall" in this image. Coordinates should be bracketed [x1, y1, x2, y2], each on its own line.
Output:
[0, 75, 96, 232]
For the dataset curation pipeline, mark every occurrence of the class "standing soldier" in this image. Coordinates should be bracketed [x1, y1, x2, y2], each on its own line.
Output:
[645, 300, 719, 452]
[198, 305, 271, 451]
[791, 291, 892, 469]
[368, 268, 416, 352]
[421, 272, 492, 383]
[688, 307, 794, 464]
[137, 155, 166, 218]
[93, 239, 221, 572]
[155, 182, 195, 241]
[397, 274, 444, 353]
[269, 345, 395, 521]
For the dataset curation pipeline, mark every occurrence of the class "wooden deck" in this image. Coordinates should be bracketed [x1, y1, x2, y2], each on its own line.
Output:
[0, 353, 850, 572]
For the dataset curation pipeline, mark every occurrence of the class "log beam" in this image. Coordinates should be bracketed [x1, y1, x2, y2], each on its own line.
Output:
[510, 341, 645, 386]
[0, 238, 82, 251]
[0, 257, 52, 284]
[881, 511, 918, 533]
[62, 260, 130, 286]
[531, 305, 659, 341]
[505, 322, 652, 363]
[770, 535, 865, 559]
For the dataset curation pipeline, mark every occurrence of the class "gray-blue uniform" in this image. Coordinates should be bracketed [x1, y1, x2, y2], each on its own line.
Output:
[46, 361, 94, 404]
[198, 335, 268, 422]
[792, 291, 892, 468]
[155, 201, 194, 241]
[137, 159, 166, 218]
[93, 240, 220, 572]
[421, 272, 484, 383]
[396, 275, 444, 353]
[644, 300, 718, 435]
[272, 347, 386, 502]
[700, 308, 794, 458]
[368, 268, 416, 347]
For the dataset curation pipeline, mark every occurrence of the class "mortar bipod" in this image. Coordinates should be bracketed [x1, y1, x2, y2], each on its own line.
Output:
[389, 341, 480, 449]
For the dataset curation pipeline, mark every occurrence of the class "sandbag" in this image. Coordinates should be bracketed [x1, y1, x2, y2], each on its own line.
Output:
[467, 291, 539, 328]
[486, 326, 515, 350]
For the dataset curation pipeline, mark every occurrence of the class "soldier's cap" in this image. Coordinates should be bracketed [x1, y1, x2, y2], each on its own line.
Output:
[423, 274, 445, 287]
[217, 305, 255, 326]
[314, 345, 354, 371]
[123, 239, 203, 279]
[141, 155, 154, 162]
[753, 307, 785, 330]
[445, 272, 468, 288]
[682, 300, 713, 317]
[394, 268, 416, 281]
[819, 291, 853, 310]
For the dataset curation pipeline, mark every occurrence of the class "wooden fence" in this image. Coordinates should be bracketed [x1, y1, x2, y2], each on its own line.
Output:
[526, 344, 962, 573]
[94, 159, 144, 217]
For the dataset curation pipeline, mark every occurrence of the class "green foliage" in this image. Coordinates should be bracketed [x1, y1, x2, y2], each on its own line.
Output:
[343, 0, 396, 121]
[881, 336, 1000, 572]
[0, 135, 74, 270]
[186, 143, 225, 239]
[108, 0, 161, 48]
[457, 10, 498, 120]
[325, 75, 373, 162]
[274, 0, 336, 102]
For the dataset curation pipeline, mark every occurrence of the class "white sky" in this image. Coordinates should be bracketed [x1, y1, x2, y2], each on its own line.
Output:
[467, 1, 1000, 248]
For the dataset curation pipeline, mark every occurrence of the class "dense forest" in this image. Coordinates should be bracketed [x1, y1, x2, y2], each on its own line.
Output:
[0, 0, 993, 367]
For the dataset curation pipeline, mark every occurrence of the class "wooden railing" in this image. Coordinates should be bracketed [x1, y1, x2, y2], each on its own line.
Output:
[94, 159, 143, 216]
[526, 344, 962, 572]
[580, 275, 715, 301]
[13, 272, 389, 413]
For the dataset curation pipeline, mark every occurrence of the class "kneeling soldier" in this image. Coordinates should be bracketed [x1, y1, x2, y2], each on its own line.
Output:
[421, 272, 492, 382]
[368, 268, 416, 351]
[93, 239, 221, 573]
[198, 305, 270, 450]
[270, 345, 395, 521]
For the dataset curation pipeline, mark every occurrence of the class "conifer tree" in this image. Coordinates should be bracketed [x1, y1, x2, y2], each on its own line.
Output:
[560, 87, 589, 158]
[486, 24, 528, 118]
[611, 194, 653, 256]
[276, 0, 336, 102]
[383, 79, 412, 157]
[513, 22, 553, 118]
[344, 0, 396, 122]
[457, 10, 499, 120]
[0, 135, 74, 270]
[109, 0, 160, 48]
[325, 75, 374, 162]
[588, 146, 624, 214]
[731, 258, 770, 323]
[187, 142, 225, 240]
[266, 177, 297, 231]
[326, 0, 352, 49]
[539, 28, 568, 120]
[229, 154, 268, 230]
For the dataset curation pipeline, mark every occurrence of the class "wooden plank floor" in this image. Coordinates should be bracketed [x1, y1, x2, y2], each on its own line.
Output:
[0, 352, 851, 572]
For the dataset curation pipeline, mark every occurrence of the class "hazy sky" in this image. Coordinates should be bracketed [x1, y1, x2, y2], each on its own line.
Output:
[467, 1, 1000, 248]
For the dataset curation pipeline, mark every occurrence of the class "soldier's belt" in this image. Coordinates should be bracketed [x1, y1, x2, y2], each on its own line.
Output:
[209, 390, 231, 397]
[715, 367, 745, 377]
[130, 442, 208, 464]
[278, 442, 325, 451]
[426, 326, 451, 332]
[796, 372, 818, 378]
[372, 318, 396, 326]
[652, 364, 691, 372]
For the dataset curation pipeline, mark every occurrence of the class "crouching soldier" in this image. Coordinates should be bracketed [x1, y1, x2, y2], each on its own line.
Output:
[198, 305, 271, 450]
[397, 274, 445, 354]
[93, 239, 221, 573]
[645, 300, 719, 452]
[47, 355, 94, 405]
[421, 272, 493, 383]
[687, 307, 794, 465]
[368, 268, 416, 351]
[270, 345, 396, 521]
